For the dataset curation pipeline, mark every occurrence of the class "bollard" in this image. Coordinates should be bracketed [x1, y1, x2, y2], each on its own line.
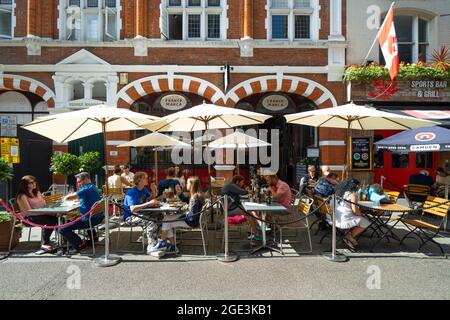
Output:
[380, 176, 385, 188]
[444, 184, 449, 231]
[217, 196, 238, 262]
[322, 194, 348, 262]
[94, 196, 122, 267]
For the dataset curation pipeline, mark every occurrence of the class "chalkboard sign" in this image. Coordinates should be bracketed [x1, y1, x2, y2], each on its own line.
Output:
[351, 137, 373, 171]
[296, 163, 307, 183]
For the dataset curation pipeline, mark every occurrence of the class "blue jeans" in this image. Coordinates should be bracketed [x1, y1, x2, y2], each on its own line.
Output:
[58, 214, 105, 248]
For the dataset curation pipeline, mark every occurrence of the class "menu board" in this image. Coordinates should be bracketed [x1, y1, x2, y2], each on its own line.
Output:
[351, 137, 372, 171]
[296, 163, 307, 183]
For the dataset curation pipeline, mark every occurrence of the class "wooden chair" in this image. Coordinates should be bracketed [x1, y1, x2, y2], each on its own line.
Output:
[399, 196, 450, 255]
[274, 196, 313, 254]
[404, 184, 430, 208]
[384, 190, 400, 204]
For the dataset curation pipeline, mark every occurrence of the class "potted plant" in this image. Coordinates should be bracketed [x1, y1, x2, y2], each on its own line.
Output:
[0, 157, 21, 251]
[50, 152, 80, 194]
[78, 151, 101, 175]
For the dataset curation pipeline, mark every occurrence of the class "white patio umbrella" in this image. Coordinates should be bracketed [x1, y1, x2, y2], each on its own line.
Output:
[285, 102, 439, 263]
[117, 132, 190, 185]
[22, 104, 160, 267]
[285, 102, 440, 177]
[209, 131, 271, 174]
[142, 102, 271, 176]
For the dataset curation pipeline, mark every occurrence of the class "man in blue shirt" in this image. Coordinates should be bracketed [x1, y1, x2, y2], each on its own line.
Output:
[59, 172, 103, 254]
[123, 171, 160, 254]
[314, 172, 339, 198]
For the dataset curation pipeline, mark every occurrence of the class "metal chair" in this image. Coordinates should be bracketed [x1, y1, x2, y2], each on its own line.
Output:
[384, 190, 400, 204]
[399, 196, 450, 255]
[404, 184, 430, 208]
[174, 203, 213, 256]
[274, 196, 313, 254]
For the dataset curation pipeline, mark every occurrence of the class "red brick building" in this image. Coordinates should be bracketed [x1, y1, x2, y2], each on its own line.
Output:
[0, 0, 348, 191]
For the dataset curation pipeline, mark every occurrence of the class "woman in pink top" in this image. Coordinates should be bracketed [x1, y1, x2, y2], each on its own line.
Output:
[16, 175, 58, 254]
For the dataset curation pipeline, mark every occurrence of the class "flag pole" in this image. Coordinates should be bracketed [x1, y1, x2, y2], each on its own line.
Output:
[363, 2, 395, 64]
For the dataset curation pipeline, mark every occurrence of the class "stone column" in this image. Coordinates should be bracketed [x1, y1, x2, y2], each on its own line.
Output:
[241, 0, 253, 39]
[329, 0, 343, 40]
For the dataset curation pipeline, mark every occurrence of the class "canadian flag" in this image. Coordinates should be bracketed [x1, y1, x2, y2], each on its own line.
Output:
[378, 6, 399, 81]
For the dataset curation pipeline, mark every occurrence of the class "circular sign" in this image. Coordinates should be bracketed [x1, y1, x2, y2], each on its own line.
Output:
[415, 132, 436, 142]
[361, 153, 369, 161]
[160, 94, 187, 111]
[353, 153, 361, 161]
[261, 95, 289, 111]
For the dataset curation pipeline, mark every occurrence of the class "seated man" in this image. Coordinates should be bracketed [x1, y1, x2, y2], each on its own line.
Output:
[367, 184, 392, 204]
[433, 167, 450, 197]
[306, 165, 319, 186]
[157, 167, 181, 197]
[408, 170, 433, 202]
[123, 171, 160, 253]
[221, 175, 250, 217]
[59, 172, 104, 254]
[313, 172, 339, 198]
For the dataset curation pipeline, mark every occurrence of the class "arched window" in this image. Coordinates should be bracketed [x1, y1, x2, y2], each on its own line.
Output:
[92, 81, 106, 100]
[72, 81, 84, 100]
[0, 91, 32, 125]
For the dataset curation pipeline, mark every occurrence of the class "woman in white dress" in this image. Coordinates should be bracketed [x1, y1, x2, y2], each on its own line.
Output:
[328, 178, 370, 249]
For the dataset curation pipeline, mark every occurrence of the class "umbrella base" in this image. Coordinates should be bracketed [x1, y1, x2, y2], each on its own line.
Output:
[217, 252, 239, 263]
[321, 251, 348, 262]
[93, 255, 122, 267]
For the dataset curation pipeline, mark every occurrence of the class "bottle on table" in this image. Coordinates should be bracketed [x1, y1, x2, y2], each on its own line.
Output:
[266, 190, 272, 205]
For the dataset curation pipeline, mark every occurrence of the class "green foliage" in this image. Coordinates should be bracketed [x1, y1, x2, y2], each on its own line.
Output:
[78, 151, 101, 173]
[344, 62, 450, 81]
[0, 157, 13, 182]
[50, 152, 80, 176]
[0, 212, 12, 223]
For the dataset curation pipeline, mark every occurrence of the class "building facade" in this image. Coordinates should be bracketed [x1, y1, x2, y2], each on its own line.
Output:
[1, 0, 349, 192]
[346, 0, 450, 187]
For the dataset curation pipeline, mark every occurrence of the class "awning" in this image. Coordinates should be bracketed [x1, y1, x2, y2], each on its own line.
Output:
[379, 109, 450, 126]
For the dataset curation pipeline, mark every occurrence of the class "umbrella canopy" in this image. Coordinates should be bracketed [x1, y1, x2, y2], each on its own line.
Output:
[285, 102, 440, 130]
[118, 132, 190, 185]
[141, 102, 271, 177]
[22, 104, 160, 143]
[118, 132, 190, 148]
[374, 126, 450, 152]
[21, 104, 161, 267]
[209, 131, 271, 149]
[285, 102, 440, 178]
[142, 102, 271, 132]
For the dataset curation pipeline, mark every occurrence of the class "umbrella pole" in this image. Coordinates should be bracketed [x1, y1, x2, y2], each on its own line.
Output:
[154, 148, 159, 186]
[94, 121, 122, 268]
[322, 194, 348, 262]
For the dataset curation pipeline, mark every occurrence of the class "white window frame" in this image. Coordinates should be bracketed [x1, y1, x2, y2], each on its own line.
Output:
[380, 14, 430, 63]
[266, 0, 319, 41]
[59, 0, 121, 42]
[0, 0, 15, 39]
[160, 0, 228, 41]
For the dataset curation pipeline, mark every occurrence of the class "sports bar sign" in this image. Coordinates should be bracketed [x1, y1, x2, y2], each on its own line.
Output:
[348, 80, 449, 102]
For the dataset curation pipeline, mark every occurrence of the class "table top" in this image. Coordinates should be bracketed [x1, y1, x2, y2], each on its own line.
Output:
[139, 203, 183, 214]
[242, 201, 289, 214]
[359, 201, 411, 212]
[25, 203, 80, 217]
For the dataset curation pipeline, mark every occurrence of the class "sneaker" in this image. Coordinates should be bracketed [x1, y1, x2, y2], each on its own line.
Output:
[150, 250, 166, 258]
[247, 234, 263, 241]
[148, 239, 167, 253]
[166, 244, 179, 255]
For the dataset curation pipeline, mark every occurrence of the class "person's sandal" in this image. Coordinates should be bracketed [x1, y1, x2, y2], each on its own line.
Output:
[35, 246, 55, 255]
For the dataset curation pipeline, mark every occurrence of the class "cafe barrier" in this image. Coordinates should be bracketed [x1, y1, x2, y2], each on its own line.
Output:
[218, 196, 238, 263]
[0, 198, 103, 230]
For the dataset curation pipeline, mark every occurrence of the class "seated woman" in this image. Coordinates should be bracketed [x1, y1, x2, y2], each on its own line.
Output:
[150, 176, 205, 256]
[329, 178, 371, 250]
[433, 167, 450, 197]
[367, 184, 392, 204]
[108, 165, 131, 190]
[16, 175, 58, 254]
[306, 165, 319, 186]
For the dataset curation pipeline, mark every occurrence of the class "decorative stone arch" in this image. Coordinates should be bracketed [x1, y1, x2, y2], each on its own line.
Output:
[116, 75, 226, 108]
[0, 74, 56, 108]
[225, 75, 338, 109]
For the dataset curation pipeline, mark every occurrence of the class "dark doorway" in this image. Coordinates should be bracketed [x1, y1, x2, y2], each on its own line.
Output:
[11, 127, 52, 196]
